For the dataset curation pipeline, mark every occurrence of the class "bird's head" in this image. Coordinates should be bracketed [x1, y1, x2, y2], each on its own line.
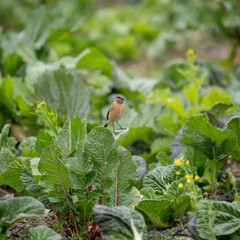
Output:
[114, 94, 125, 104]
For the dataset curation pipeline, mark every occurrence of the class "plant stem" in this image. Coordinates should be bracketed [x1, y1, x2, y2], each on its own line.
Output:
[115, 166, 118, 206]
[99, 149, 107, 205]
[57, 165, 79, 234]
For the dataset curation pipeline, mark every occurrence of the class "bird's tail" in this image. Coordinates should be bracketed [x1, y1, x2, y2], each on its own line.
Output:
[104, 121, 109, 128]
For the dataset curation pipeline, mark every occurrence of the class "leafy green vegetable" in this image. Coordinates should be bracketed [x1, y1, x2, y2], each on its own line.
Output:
[196, 200, 240, 239]
[0, 197, 44, 237]
[182, 113, 236, 160]
[93, 205, 148, 240]
[29, 226, 62, 240]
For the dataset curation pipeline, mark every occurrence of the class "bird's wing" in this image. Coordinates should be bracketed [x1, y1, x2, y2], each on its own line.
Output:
[106, 103, 114, 120]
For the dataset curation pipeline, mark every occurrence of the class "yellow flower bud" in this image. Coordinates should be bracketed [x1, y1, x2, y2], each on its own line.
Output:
[187, 49, 194, 57]
[185, 174, 190, 179]
[187, 178, 191, 183]
[186, 160, 190, 165]
[175, 171, 180, 175]
[37, 101, 46, 109]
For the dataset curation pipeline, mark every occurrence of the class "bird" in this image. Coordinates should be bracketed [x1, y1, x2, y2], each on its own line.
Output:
[104, 94, 126, 132]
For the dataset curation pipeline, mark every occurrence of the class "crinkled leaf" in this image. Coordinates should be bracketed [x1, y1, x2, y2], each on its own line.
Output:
[182, 113, 236, 160]
[196, 200, 240, 239]
[38, 144, 73, 189]
[0, 197, 44, 236]
[143, 165, 179, 196]
[29, 226, 62, 240]
[93, 205, 148, 240]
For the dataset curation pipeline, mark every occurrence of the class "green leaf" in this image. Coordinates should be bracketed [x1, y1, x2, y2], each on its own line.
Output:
[111, 62, 158, 94]
[182, 113, 236, 160]
[21, 166, 42, 196]
[0, 77, 14, 110]
[76, 48, 112, 75]
[226, 116, 240, 161]
[143, 165, 179, 195]
[132, 156, 147, 189]
[3, 54, 24, 76]
[210, 102, 233, 117]
[19, 136, 36, 157]
[38, 144, 73, 189]
[196, 200, 240, 239]
[108, 146, 137, 207]
[15, 95, 32, 116]
[93, 205, 148, 240]
[0, 161, 24, 192]
[156, 152, 173, 166]
[85, 127, 118, 190]
[151, 137, 173, 154]
[35, 130, 55, 155]
[29, 226, 62, 240]
[0, 150, 17, 175]
[0, 197, 44, 237]
[35, 70, 92, 119]
[55, 117, 87, 159]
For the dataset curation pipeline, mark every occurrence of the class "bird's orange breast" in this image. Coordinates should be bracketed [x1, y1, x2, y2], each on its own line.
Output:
[108, 102, 124, 123]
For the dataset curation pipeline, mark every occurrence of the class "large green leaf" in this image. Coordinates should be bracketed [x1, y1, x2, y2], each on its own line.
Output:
[29, 226, 62, 240]
[38, 144, 73, 189]
[226, 116, 240, 161]
[55, 116, 87, 159]
[0, 197, 44, 237]
[93, 205, 148, 240]
[143, 165, 179, 195]
[108, 146, 137, 207]
[0, 160, 24, 192]
[35, 130, 55, 155]
[182, 113, 236, 160]
[76, 47, 112, 75]
[196, 200, 240, 239]
[35, 70, 92, 119]
[85, 127, 118, 191]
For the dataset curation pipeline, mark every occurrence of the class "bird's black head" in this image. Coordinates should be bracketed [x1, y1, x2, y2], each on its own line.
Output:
[114, 94, 125, 104]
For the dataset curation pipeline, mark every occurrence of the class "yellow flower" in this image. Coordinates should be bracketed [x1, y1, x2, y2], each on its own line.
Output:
[175, 159, 182, 166]
[195, 175, 200, 181]
[187, 178, 191, 183]
[35, 109, 39, 113]
[178, 183, 184, 188]
[185, 174, 190, 179]
[186, 160, 190, 165]
[37, 100, 46, 109]
[180, 157, 184, 160]
[187, 49, 194, 57]
[175, 171, 180, 175]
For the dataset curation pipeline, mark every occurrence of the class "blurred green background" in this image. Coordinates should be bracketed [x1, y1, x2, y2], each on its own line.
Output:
[0, 0, 240, 163]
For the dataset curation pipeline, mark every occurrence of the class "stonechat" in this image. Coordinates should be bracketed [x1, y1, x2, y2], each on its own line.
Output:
[104, 94, 126, 132]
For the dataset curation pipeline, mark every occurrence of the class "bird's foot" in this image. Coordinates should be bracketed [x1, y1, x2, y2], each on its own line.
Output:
[118, 127, 127, 130]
